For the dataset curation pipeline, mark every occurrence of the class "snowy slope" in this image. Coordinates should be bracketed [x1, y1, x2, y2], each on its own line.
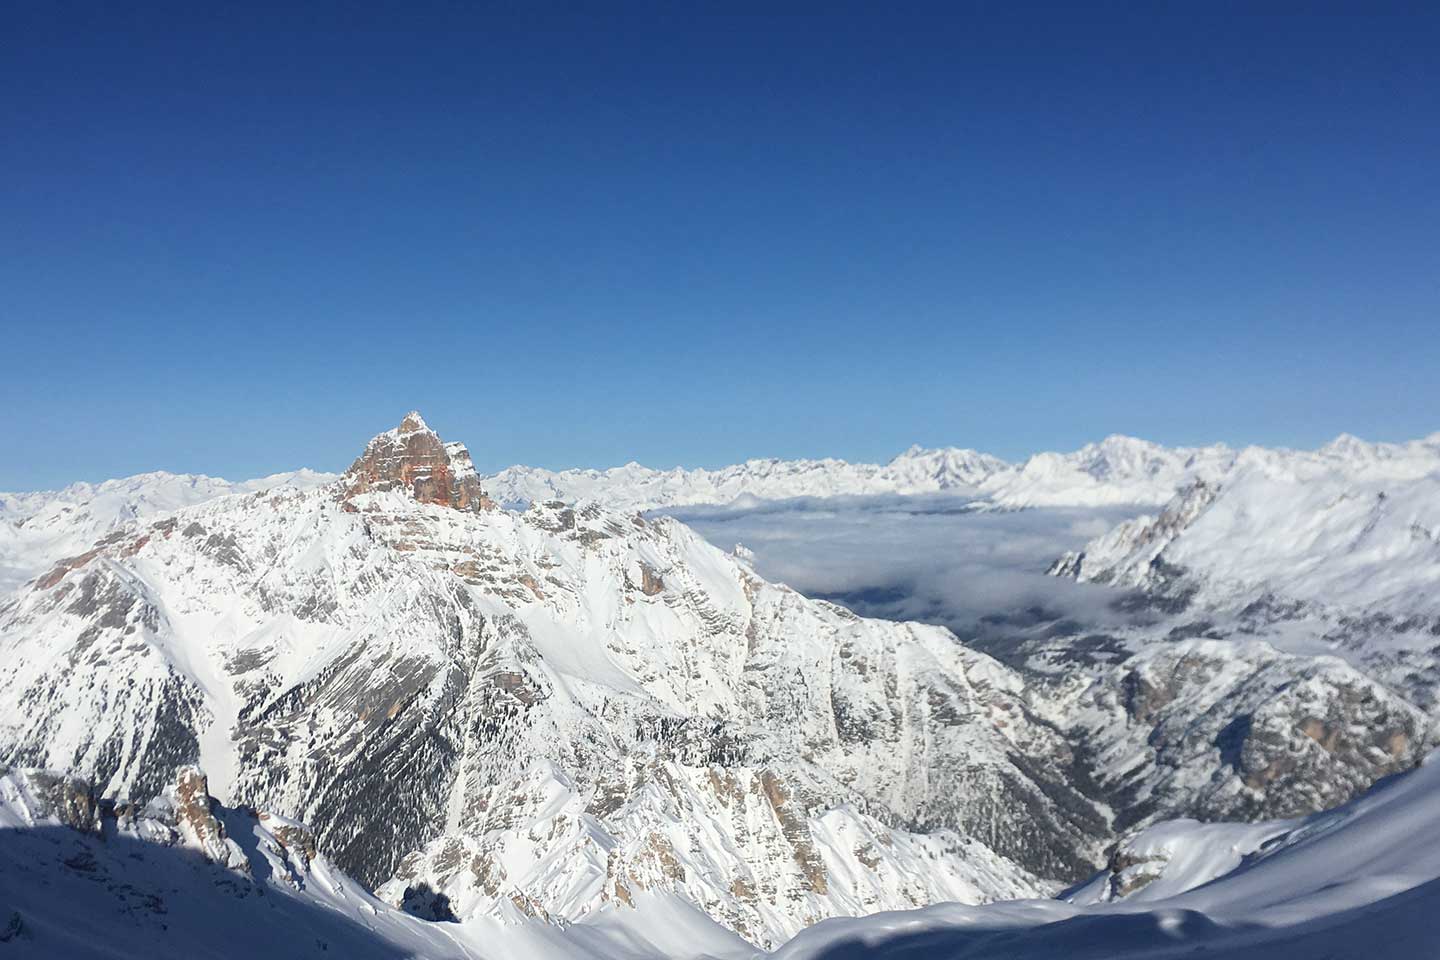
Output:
[991, 430, 1440, 851]
[0, 414, 1103, 949]
[0, 468, 335, 594]
[8, 751, 1436, 960]
[979, 436, 1235, 509]
[5, 418, 1440, 956]
[7, 749, 1439, 960]
[774, 750, 1440, 960]
[0, 764, 753, 960]
[1044, 429, 1440, 714]
[1052, 432, 1440, 614]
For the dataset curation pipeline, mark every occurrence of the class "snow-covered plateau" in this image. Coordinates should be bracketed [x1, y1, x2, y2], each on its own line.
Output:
[2, 414, 1438, 958]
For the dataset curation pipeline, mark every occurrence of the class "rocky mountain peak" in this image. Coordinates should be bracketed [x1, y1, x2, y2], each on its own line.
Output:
[343, 412, 493, 512]
[396, 410, 431, 435]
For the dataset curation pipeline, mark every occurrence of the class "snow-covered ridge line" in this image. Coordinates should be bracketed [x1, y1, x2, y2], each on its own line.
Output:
[1051, 431, 1440, 615]
[7, 427, 1436, 599]
[0, 412, 1093, 949]
[0, 467, 337, 510]
[484, 434, 1221, 510]
[486, 431, 1440, 513]
[8, 429, 1436, 525]
[0, 468, 338, 595]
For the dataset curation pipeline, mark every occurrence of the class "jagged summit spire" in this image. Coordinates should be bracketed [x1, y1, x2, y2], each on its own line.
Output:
[397, 410, 431, 434]
[343, 412, 491, 512]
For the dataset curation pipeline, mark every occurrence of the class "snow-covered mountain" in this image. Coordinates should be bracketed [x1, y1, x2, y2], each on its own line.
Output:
[981, 435, 1236, 509]
[8, 749, 1438, 959]
[1051, 431, 1440, 615]
[0, 764, 750, 960]
[4, 415, 1439, 956]
[1013, 430, 1440, 838]
[0, 413, 1102, 949]
[0, 431, 1280, 594]
[484, 446, 1008, 511]
[775, 748, 1440, 960]
[483, 436, 1235, 512]
[0, 432, 1232, 596]
[0, 468, 335, 594]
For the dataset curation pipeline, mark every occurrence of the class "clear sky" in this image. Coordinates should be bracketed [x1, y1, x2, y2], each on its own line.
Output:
[3, 2, 1437, 489]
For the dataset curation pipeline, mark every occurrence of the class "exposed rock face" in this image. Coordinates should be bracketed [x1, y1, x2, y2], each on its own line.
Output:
[1103, 844, 1166, 899]
[261, 811, 318, 865]
[0, 766, 261, 874]
[0, 415, 1098, 948]
[0, 764, 484, 959]
[1109, 643, 1426, 827]
[1022, 436, 1440, 839]
[979, 627, 1431, 844]
[9, 417, 1436, 950]
[171, 766, 249, 872]
[4, 769, 101, 832]
[343, 411, 492, 512]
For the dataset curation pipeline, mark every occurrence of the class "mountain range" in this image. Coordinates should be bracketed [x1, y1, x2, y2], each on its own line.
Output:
[2, 413, 1437, 958]
[483, 435, 1238, 511]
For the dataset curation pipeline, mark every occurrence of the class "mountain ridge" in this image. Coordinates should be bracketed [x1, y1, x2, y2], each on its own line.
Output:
[13, 430, 1431, 561]
[3, 414, 1439, 954]
[0, 413, 1104, 948]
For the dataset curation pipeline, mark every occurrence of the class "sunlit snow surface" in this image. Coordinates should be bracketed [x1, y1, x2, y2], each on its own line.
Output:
[3, 753, 1438, 958]
[1065, 433, 1440, 614]
[774, 752, 1440, 960]
[4, 428, 1440, 958]
[485, 435, 1237, 512]
[0, 469, 336, 594]
[0, 769, 752, 960]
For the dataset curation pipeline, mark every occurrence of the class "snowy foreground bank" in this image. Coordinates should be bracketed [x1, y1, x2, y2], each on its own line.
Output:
[4, 751, 1438, 959]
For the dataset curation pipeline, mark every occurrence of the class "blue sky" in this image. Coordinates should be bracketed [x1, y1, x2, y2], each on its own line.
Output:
[3, 3, 1437, 489]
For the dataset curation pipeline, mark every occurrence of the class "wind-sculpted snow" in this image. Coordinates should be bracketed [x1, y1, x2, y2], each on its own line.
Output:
[0, 414, 1106, 948]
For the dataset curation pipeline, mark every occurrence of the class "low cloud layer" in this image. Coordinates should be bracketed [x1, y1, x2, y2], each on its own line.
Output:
[667, 494, 1146, 639]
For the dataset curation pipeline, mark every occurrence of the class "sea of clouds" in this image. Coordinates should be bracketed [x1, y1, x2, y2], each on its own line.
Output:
[666, 494, 1146, 639]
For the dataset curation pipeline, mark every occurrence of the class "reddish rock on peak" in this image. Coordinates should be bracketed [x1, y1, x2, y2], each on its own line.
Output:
[343, 411, 493, 512]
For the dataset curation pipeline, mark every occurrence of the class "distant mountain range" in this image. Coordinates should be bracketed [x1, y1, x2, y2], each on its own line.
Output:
[0, 430, 1295, 591]
[483, 434, 1240, 510]
[2, 415, 1437, 957]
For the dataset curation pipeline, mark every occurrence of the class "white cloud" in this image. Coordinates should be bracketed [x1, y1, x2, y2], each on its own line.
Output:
[667, 494, 1145, 638]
